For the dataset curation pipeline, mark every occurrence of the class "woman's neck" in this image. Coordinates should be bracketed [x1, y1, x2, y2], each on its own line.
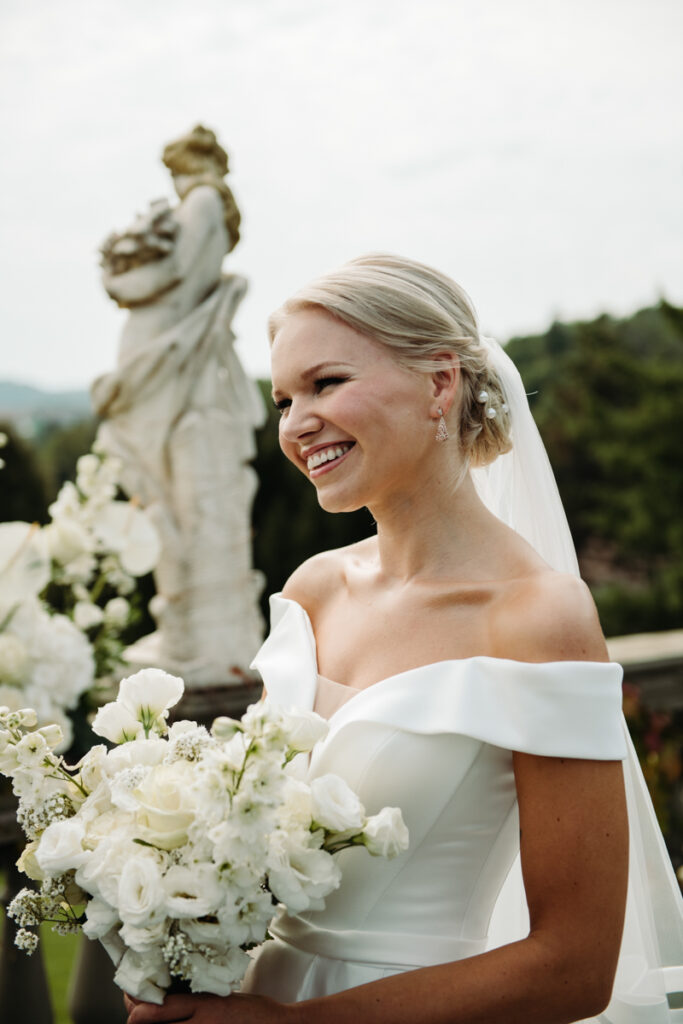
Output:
[368, 471, 499, 585]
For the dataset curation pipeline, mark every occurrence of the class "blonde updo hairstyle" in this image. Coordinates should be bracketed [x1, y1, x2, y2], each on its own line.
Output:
[268, 253, 512, 468]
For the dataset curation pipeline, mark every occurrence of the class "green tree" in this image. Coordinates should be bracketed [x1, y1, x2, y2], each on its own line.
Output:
[0, 421, 48, 523]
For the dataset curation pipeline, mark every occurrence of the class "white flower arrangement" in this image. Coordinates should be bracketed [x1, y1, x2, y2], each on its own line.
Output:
[0, 668, 409, 1003]
[0, 448, 160, 746]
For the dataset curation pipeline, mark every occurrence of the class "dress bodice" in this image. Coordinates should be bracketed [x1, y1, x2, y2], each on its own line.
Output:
[243, 594, 627, 1004]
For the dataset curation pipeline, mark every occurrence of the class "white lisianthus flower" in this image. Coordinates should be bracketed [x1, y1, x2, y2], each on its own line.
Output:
[117, 851, 167, 927]
[361, 806, 409, 859]
[36, 818, 91, 875]
[103, 596, 130, 628]
[119, 918, 168, 953]
[117, 668, 184, 727]
[0, 634, 29, 685]
[93, 501, 160, 576]
[82, 896, 120, 940]
[281, 708, 329, 753]
[162, 863, 221, 919]
[114, 947, 170, 1005]
[310, 774, 365, 832]
[267, 840, 342, 914]
[73, 601, 105, 632]
[92, 701, 143, 743]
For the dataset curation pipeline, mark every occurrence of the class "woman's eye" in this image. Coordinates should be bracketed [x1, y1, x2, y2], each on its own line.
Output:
[272, 397, 291, 414]
[315, 376, 347, 393]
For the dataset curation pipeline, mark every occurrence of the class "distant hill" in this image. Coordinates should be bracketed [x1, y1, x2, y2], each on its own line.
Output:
[0, 380, 93, 434]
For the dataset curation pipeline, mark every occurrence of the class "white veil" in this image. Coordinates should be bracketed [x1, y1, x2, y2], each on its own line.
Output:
[473, 336, 683, 1022]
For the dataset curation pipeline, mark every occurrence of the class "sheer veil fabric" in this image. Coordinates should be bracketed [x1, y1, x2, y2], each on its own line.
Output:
[474, 337, 683, 1021]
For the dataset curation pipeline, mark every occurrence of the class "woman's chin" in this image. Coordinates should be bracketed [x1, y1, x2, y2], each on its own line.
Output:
[315, 487, 365, 515]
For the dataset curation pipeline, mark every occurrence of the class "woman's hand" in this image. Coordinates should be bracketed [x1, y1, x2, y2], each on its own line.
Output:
[125, 991, 291, 1024]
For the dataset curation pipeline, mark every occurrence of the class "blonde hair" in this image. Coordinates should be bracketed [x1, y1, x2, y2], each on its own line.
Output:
[162, 125, 241, 251]
[268, 253, 512, 467]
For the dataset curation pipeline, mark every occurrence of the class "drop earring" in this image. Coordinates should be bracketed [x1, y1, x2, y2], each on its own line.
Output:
[435, 408, 449, 442]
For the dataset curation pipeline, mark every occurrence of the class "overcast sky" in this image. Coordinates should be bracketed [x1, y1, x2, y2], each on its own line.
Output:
[1, 0, 681, 391]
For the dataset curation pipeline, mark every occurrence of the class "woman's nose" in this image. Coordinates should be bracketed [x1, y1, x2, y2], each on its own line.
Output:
[279, 399, 323, 443]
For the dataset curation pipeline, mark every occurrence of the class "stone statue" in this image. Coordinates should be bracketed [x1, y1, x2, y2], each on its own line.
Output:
[92, 125, 266, 686]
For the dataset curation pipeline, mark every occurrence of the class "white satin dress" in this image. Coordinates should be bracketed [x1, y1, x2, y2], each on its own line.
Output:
[242, 594, 628, 1015]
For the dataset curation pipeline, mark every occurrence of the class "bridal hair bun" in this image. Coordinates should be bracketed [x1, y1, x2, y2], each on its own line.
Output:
[268, 252, 513, 468]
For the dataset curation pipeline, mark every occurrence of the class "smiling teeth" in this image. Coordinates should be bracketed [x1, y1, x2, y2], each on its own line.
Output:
[307, 445, 352, 470]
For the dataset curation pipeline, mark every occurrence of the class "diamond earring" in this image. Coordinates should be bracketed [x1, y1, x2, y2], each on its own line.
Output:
[435, 408, 449, 442]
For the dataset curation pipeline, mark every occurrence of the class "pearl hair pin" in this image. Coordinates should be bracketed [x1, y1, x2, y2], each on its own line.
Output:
[477, 389, 497, 420]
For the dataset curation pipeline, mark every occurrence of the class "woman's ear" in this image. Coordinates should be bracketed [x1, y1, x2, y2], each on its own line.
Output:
[429, 354, 459, 417]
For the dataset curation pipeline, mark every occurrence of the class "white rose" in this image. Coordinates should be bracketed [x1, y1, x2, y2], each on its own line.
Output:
[0, 634, 29, 685]
[133, 761, 195, 850]
[117, 851, 167, 927]
[36, 818, 91, 875]
[91, 701, 143, 743]
[73, 601, 104, 631]
[281, 708, 329, 753]
[103, 596, 130, 628]
[362, 807, 409, 859]
[117, 667, 184, 721]
[187, 947, 250, 996]
[114, 948, 170, 1005]
[82, 897, 120, 940]
[310, 774, 365, 832]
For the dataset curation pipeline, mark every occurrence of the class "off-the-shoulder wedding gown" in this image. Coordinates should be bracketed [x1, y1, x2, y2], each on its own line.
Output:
[242, 595, 681, 1022]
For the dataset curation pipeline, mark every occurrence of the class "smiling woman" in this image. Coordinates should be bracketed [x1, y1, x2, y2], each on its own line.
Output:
[126, 254, 683, 1024]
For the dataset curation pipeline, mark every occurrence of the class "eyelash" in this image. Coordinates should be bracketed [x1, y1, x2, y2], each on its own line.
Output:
[272, 376, 347, 413]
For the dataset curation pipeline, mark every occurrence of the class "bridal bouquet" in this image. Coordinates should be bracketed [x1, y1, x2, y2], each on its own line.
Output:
[1, 668, 409, 1003]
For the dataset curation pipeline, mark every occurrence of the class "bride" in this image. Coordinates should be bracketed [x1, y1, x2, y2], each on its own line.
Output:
[126, 254, 683, 1023]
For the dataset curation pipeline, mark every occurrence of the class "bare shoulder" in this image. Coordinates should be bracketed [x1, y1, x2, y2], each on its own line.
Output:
[493, 570, 609, 664]
[281, 538, 375, 618]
